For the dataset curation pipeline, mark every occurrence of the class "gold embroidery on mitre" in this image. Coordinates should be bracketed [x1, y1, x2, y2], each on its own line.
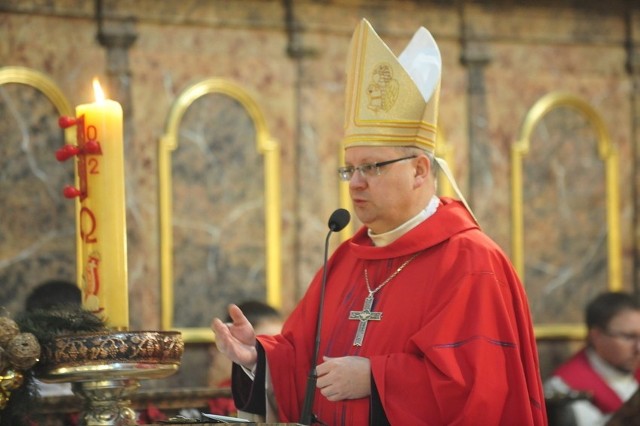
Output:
[367, 62, 399, 112]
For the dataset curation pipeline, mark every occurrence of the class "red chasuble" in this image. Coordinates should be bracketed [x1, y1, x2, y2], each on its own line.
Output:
[252, 198, 546, 425]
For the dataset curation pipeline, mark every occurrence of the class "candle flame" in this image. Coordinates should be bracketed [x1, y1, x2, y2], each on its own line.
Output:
[93, 78, 106, 102]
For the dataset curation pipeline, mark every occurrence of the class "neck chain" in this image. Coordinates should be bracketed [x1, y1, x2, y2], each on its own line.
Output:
[349, 252, 421, 346]
[364, 252, 420, 296]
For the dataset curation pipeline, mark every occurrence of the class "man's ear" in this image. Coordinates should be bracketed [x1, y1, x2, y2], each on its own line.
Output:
[587, 327, 603, 347]
[413, 155, 432, 188]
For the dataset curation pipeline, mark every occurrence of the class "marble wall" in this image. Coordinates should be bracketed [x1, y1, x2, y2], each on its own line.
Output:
[1, 0, 640, 387]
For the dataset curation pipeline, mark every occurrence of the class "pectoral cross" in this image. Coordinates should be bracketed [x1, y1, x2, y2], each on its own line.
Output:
[349, 293, 382, 346]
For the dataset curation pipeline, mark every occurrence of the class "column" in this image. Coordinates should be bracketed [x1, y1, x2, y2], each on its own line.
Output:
[460, 16, 492, 223]
[96, 18, 138, 121]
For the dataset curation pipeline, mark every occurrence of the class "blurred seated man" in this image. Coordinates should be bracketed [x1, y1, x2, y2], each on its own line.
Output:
[545, 291, 640, 426]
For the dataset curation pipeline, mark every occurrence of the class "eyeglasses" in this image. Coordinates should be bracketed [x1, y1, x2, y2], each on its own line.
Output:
[604, 330, 640, 344]
[337, 155, 417, 181]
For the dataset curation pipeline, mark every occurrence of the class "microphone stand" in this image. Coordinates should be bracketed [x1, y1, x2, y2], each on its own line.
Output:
[299, 209, 349, 425]
[299, 228, 333, 425]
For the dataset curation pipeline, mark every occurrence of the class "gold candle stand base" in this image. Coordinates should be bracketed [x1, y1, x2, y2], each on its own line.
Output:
[38, 331, 184, 426]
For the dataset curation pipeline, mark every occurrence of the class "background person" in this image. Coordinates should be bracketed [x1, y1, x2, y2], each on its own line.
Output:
[25, 278, 82, 313]
[545, 291, 640, 426]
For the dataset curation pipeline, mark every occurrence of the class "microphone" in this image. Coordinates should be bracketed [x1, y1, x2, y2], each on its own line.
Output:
[299, 208, 351, 425]
[327, 208, 350, 233]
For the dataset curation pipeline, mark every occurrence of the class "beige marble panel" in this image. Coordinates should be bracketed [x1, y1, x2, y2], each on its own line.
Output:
[170, 93, 266, 328]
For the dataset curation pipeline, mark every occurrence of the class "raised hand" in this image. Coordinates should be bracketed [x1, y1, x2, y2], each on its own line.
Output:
[211, 304, 258, 370]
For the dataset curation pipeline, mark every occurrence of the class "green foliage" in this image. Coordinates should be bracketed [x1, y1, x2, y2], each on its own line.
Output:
[16, 307, 106, 345]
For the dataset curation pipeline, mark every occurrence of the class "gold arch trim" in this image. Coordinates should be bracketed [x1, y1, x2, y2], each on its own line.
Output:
[0, 66, 74, 118]
[159, 78, 282, 343]
[0, 66, 82, 287]
[511, 91, 621, 340]
[0, 67, 76, 155]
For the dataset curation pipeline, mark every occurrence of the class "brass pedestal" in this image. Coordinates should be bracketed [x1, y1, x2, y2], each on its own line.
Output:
[38, 331, 183, 426]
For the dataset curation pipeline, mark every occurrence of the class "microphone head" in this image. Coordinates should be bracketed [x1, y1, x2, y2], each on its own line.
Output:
[328, 208, 351, 232]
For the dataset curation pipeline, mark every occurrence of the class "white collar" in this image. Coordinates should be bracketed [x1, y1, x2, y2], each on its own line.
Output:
[586, 347, 636, 382]
[368, 195, 440, 247]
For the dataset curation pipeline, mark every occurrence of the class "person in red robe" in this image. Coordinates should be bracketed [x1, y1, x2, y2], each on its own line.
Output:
[212, 18, 547, 426]
[545, 292, 640, 425]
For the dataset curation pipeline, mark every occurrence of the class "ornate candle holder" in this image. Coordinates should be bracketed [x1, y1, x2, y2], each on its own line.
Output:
[38, 330, 183, 426]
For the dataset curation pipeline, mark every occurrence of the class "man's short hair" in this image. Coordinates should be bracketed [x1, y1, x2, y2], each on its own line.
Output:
[399, 146, 438, 178]
[25, 279, 82, 311]
[585, 291, 640, 330]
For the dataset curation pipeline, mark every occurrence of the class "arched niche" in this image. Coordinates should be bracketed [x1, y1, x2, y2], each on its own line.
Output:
[0, 66, 79, 313]
[158, 78, 282, 343]
[511, 91, 621, 340]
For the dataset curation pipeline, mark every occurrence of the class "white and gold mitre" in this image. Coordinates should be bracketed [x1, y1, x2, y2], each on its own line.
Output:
[343, 18, 441, 152]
